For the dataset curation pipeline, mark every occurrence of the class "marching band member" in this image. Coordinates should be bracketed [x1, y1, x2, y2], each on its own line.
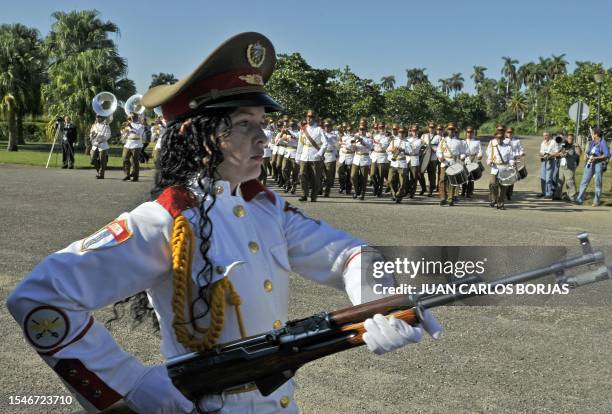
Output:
[280, 119, 300, 193]
[436, 123, 465, 206]
[350, 120, 373, 200]
[274, 119, 287, 189]
[387, 126, 408, 203]
[8, 33, 441, 414]
[89, 115, 111, 179]
[268, 119, 280, 183]
[461, 126, 482, 198]
[151, 117, 166, 164]
[259, 121, 274, 185]
[121, 115, 145, 182]
[297, 110, 328, 202]
[487, 132, 515, 209]
[322, 119, 339, 197]
[371, 123, 391, 197]
[406, 125, 426, 198]
[420, 122, 440, 196]
[505, 127, 524, 200]
[337, 124, 355, 194]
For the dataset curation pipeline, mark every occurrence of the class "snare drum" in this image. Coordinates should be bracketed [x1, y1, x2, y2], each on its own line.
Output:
[516, 161, 528, 180]
[445, 163, 469, 186]
[466, 162, 484, 181]
[497, 166, 518, 187]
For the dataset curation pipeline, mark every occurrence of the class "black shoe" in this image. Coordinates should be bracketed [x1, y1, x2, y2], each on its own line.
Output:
[360, 194, 365, 200]
[449, 201, 454, 206]
[536, 193, 545, 198]
[96, 175, 101, 179]
[283, 186, 290, 193]
[298, 196, 308, 202]
[324, 191, 330, 198]
[391, 195, 396, 201]
[311, 197, 317, 202]
[352, 193, 358, 199]
[439, 200, 447, 206]
[68, 166, 74, 169]
[490, 202, 496, 208]
[507, 195, 512, 201]
[122, 176, 131, 181]
[427, 192, 433, 197]
[395, 198, 402, 204]
[419, 190, 425, 196]
[290, 187, 296, 194]
[466, 194, 472, 199]
[131, 177, 139, 182]
[339, 189, 345, 194]
[62, 165, 68, 169]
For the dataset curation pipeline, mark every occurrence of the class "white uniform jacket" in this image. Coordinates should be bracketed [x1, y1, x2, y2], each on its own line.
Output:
[405, 137, 422, 167]
[387, 137, 408, 169]
[322, 131, 338, 163]
[7, 180, 385, 413]
[371, 134, 390, 164]
[297, 124, 327, 162]
[123, 122, 145, 150]
[90, 122, 111, 151]
[464, 138, 483, 164]
[274, 132, 286, 157]
[487, 140, 514, 174]
[280, 130, 299, 160]
[421, 132, 441, 155]
[263, 129, 273, 158]
[436, 136, 466, 167]
[338, 134, 355, 165]
[351, 134, 373, 167]
[509, 136, 525, 158]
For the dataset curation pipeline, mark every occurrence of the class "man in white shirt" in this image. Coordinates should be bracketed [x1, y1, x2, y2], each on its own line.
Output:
[122, 115, 145, 182]
[322, 119, 339, 197]
[337, 124, 355, 194]
[370, 123, 391, 197]
[487, 132, 515, 209]
[280, 119, 300, 194]
[538, 131, 561, 198]
[406, 125, 426, 198]
[436, 123, 466, 206]
[297, 110, 328, 202]
[505, 127, 525, 200]
[89, 115, 111, 179]
[350, 120, 373, 200]
[420, 122, 441, 196]
[461, 126, 482, 198]
[387, 126, 408, 203]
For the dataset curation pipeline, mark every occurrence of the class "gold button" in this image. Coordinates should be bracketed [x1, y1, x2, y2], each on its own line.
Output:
[215, 185, 224, 195]
[279, 395, 290, 408]
[264, 279, 273, 292]
[93, 390, 102, 398]
[273, 320, 283, 330]
[215, 265, 226, 275]
[248, 241, 259, 253]
[80, 379, 90, 386]
[233, 205, 245, 218]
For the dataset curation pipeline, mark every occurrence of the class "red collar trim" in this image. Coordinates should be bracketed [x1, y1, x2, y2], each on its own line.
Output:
[156, 186, 199, 218]
[240, 180, 275, 204]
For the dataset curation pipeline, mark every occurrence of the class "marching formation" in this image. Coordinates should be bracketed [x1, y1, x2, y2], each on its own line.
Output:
[262, 112, 528, 210]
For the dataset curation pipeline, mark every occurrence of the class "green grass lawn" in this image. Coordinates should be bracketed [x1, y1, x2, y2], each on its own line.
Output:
[0, 143, 153, 170]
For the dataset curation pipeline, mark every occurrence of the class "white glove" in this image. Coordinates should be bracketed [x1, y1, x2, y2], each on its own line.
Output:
[509, 159, 515, 166]
[363, 311, 442, 355]
[125, 365, 194, 414]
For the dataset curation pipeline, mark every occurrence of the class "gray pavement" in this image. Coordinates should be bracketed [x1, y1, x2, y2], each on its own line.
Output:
[0, 135, 611, 413]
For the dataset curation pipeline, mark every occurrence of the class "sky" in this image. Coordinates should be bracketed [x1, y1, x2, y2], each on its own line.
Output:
[3, 0, 611, 95]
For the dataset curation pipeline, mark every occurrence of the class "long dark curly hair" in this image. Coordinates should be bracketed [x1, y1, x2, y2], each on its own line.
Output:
[106, 108, 232, 331]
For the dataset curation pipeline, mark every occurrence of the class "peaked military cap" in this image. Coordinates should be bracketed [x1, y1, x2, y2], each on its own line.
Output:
[142, 32, 282, 121]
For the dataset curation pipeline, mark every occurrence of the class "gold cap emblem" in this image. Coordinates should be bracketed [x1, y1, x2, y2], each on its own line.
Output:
[238, 74, 264, 86]
[246, 42, 266, 68]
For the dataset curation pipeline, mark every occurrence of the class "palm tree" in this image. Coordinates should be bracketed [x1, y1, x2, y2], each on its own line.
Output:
[501, 56, 519, 97]
[449, 73, 464, 96]
[549, 54, 568, 80]
[405, 68, 428, 89]
[438, 79, 451, 95]
[509, 93, 528, 122]
[0, 24, 45, 151]
[471, 66, 487, 91]
[150, 72, 178, 88]
[43, 10, 129, 149]
[380, 75, 396, 92]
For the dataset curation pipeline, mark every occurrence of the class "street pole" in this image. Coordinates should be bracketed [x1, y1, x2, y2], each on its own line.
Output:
[597, 82, 602, 129]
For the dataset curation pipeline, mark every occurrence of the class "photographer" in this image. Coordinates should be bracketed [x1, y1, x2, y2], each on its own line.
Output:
[553, 134, 581, 202]
[59, 116, 77, 169]
[575, 128, 610, 207]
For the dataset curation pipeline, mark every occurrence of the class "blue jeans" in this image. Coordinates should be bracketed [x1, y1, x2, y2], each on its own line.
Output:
[540, 160, 554, 196]
[576, 162, 604, 204]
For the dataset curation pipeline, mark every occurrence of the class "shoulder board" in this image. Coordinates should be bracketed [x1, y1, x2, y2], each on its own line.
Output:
[156, 186, 199, 218]
[240, 179, 276, 204]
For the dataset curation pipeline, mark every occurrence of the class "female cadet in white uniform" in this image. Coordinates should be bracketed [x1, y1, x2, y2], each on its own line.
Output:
[7, 33, 440, 414]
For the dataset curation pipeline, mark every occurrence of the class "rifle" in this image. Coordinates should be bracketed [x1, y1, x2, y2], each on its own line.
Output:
[167, 233, 610, 400]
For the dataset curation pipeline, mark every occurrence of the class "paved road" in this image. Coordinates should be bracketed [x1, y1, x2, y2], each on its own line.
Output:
[0, 135, 610, 413]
